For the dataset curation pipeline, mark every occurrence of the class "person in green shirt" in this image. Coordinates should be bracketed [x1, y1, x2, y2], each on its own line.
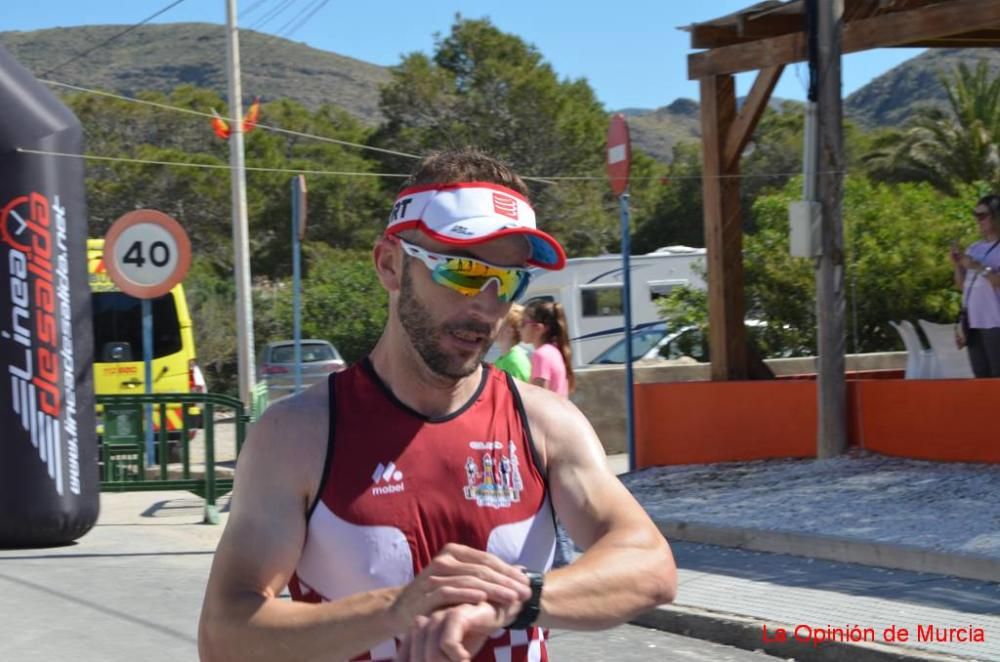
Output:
[493, 303, 531, 382]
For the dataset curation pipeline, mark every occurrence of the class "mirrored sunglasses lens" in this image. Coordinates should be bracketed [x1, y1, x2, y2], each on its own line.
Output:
[435, 260, 526, 300]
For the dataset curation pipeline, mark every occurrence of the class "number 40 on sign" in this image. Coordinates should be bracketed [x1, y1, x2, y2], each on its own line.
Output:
[102, 209, 191, 300]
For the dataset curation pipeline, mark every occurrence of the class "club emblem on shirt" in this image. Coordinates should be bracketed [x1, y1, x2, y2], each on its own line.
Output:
[463, 440, 524, 509]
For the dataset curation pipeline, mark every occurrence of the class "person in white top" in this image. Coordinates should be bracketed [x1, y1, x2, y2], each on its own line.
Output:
[950, 194, 1000, 377]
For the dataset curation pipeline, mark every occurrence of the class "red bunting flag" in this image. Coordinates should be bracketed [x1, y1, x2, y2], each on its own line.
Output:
[243, 97, 261, 133]
[209, 97, 262, 140]
[210, 108, 231, 140]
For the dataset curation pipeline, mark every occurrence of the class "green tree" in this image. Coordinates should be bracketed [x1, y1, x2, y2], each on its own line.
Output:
[372, 17, 616, 255]
[658, 176, 978, 357]
[863, 62, 1000, 194]
[68, 85, 395, 391]
[184, 257, 239, 392]
[632, 142, 705, 252]
[68, 86, 390, 275]
[256, 245, 388, 363]
[634, 102, 893, 254]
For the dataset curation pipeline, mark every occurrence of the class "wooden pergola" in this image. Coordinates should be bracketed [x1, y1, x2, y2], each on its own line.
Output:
[687, 0, 1000, 382]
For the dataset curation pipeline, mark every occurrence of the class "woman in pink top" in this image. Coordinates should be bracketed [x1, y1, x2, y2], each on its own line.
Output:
[520, 301, 575, 397]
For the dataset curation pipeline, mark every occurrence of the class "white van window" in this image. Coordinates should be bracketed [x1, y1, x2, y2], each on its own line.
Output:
[581, 285, 622, 317]
[649, 279, 689, 301]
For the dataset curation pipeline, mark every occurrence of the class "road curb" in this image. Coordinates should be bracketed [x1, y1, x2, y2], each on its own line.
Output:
[656, 520, 1000, 583]
[631, 604, 970, 662]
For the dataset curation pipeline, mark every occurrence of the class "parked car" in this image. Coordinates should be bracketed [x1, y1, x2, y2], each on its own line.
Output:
[588, 319, 787, 365]
[258, 340, 345, 397]
[588, 323, 706, 365]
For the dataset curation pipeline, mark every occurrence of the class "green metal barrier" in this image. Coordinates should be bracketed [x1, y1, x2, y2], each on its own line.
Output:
[250, 380, 269, 422]
[96, 392, 250, 524]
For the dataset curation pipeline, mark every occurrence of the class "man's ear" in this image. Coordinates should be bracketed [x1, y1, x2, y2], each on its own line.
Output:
[373, 236, 402, 292]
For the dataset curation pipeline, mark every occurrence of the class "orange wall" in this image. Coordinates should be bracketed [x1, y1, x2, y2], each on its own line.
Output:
[854, 379, 1000, 463]
[634, 378, 1000, 467]
[634, 381, 817, 467]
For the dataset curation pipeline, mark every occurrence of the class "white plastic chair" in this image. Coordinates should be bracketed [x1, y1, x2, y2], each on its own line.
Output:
[917, 319, 974, 378]
[889, 320, 932, 379]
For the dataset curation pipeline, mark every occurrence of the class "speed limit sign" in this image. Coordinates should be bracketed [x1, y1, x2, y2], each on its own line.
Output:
[103, 209, 191, 299]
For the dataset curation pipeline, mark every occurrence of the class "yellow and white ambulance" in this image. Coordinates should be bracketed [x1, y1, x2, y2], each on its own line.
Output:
[88, 239, 204, 439]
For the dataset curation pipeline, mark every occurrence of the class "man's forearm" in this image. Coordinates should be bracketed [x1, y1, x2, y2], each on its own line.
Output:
[199, 586, 401, 662]
[532, 530, 676, 631]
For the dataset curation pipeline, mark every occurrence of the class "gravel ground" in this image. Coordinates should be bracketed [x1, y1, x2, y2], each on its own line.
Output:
[620, 450, 1000, 558]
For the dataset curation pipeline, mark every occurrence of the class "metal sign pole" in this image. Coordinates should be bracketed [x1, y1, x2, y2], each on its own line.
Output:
[607, 113, 635, 471]
[292, 177, 303, 394]
[142, 298, 154, 466]
[619, 193, 636, 472]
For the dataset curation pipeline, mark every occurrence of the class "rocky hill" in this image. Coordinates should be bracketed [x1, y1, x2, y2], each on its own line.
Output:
[844, 48, 1000, 128]
[0, 23, 391, 123]
[620, 98, 702, 164]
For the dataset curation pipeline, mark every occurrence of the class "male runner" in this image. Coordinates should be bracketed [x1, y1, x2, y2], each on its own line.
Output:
[198, 148, 676, 662]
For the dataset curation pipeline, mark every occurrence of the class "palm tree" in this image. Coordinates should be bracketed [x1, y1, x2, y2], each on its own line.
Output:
[863, 61, 1000, 194]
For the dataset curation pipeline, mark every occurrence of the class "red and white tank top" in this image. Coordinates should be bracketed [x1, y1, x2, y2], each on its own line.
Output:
[288, 358, 556, 662]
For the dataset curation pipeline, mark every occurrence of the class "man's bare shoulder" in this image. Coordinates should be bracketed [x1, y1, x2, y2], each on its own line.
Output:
[243, 379, 331, 479]
[514, 380, 587, 428]
[510, 381, 596, 468]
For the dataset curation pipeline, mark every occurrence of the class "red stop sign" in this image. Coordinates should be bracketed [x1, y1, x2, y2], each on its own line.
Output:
[606, 113, 631, 196]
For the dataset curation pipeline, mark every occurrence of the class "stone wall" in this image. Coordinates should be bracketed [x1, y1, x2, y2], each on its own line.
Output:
[571, 352, 907, 455]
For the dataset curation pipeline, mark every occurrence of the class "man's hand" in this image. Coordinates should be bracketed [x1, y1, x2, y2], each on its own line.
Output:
[394, 601, 519, 662]
[389, 544, 530, 633]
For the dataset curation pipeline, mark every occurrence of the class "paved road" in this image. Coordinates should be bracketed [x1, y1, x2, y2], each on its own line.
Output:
[0, 491, 781, 662]
[549, 625, 787, 661]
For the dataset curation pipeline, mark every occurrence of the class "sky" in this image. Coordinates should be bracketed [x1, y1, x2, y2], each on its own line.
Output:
[3, 0, 926, 111]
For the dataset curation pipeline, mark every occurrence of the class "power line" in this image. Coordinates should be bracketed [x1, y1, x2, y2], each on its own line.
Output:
[15, 147, 845, 182]
[240, 0, 273, 19]
[41, 0, 189, 77]
[42, 78, 422, 161]
[251, 0, 298, 31]
[15, 147, 410, 178]
[277, 0, 331, 39]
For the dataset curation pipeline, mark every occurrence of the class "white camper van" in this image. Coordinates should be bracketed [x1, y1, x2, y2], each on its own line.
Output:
[516, 246, 707, 368]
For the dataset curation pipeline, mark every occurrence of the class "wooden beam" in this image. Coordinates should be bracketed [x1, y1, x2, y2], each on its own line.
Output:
[691, 13, 806, 49]
[724, 65, 784, 171]
[689, 0, 1000, 79]
[699, 75, 747, 381]
[690, 25, 743, 49]
[898, 37, 1000, 46]
[740, 13, 805, 39]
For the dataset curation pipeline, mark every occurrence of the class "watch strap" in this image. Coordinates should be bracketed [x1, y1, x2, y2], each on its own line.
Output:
[508, 571, 543, 630]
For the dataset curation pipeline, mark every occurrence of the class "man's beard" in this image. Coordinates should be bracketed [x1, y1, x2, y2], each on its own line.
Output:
[398, 260, 494, 379]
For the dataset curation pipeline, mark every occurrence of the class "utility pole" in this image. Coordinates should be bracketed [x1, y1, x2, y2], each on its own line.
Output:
[815, 0, 847, 457]
[224, 0, 256, 407]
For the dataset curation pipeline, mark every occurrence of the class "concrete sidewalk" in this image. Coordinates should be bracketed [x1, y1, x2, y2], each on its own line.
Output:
[619, 452, 1000, 661]
[0, 491, 226, 662]
[637, 542, 1000, 662]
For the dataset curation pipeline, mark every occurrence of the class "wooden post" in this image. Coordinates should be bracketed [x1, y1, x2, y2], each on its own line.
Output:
[816, 0, 847, 457]
[699, 75, 747, 381]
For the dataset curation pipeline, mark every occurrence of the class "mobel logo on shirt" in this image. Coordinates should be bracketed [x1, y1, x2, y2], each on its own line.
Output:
[371, 461, 405, 496]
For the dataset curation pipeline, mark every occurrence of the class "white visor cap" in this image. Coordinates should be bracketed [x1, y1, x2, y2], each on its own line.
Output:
[385, 182, 566, 270]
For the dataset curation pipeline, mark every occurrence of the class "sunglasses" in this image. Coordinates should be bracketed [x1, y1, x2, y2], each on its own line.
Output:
[974, 210, 992, 220]
[397, 239, 531, 302]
